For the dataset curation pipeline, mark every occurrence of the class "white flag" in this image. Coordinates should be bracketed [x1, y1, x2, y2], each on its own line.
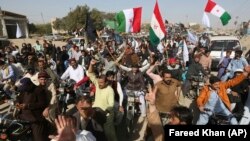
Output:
[202, 12, 211, 28]
[16, 23, 22, 38]
[187, 30, 198, 44]
[183, 40, 189, 65]
[217, 47, 224, 67]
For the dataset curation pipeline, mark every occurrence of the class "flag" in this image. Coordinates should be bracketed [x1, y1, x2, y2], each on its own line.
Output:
[85, 12, 97, 42]
[149, 1, 166, 46]
[187, 30, 198, 44]
[202, 12, 211, 28]
[205, 0, 231, 26]
[116, 7, 142, 33]
[218, 47, 224, 67]
[16, 23, 22, 38]
[183, 40, 189, 65]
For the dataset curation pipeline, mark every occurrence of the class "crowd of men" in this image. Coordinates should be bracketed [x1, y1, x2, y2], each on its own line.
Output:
[0, 31, 250, 141]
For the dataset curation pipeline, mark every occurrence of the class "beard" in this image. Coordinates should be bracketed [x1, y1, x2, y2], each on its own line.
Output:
[163, 79, 172, 85]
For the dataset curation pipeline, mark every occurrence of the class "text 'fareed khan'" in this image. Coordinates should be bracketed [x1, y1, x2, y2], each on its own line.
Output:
[169, 129, 225, 137]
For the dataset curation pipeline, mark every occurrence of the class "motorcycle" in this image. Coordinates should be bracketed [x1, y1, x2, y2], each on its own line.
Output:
[125, 89, 144, 133]
[0, 94, 32, 141]
[186, 71, 205, 99]
[0, 116, 32, 141]
[57, 79, 76, 114]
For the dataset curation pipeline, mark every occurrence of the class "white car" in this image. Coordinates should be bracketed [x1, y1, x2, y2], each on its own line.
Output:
[69, 37, 85, 47]
[209, 36, 245, 69]
[44, 34, 64, 41]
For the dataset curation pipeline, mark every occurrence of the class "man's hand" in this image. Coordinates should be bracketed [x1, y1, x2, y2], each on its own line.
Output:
[145, 86, 157, 105]
[198, 106, 205, 112]
[43, 107, 49, 117]
[17, 104, 27, 109]
[231, 91, 239, 97]
[114, 61, 119, 66]
[119, 106, 124, 113]
[244, 65, 250, 73]
[154, 61, 160, 66]
[49, 115, 76, 141]
[90, 59, 97, 65]
[73, 85, 78, 91]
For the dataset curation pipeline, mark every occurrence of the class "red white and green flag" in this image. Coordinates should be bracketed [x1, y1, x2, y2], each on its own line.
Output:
[116, 7, 142, 33]
[205, 0, 231, 26]
[150, 1, 166, 46]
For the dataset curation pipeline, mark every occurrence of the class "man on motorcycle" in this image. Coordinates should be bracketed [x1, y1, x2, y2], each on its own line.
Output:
[196, 65, 250, 125]
[115, 62, 150, 118]
[87, 59, 117, 141]
[61, 58, 84, 83]
[182, 54, 207, 97]
[16, 77, 49, 141]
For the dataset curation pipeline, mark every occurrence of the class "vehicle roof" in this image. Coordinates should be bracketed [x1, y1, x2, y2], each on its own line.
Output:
[71, 37, 84, 39]
[210, 36, 239, 41]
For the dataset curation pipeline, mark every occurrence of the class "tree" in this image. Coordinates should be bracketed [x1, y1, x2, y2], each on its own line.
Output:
[28, 23, 37, 34]
[35, 23, 52, 34]
[90, 8, 104, 30]
[51, 4, 116, 33]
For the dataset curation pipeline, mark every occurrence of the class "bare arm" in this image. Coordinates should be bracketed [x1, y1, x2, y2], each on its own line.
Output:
[146, 62, 161, 80]
[87, 60, 98, 85]
[117, 64, 132, 72]
[117, 82, 124, 106]
[139, 62, 150, 72]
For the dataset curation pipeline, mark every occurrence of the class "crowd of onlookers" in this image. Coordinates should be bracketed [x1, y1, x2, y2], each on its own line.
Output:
[0, 31, 250, 141]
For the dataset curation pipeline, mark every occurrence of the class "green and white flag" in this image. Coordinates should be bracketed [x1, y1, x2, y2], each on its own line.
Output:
[205, 0, 231, 26]
[149, 1, 166, 46]
[116, 7, 142, 33]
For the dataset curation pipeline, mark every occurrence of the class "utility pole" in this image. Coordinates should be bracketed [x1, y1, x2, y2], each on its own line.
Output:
[41, 12, 48, 34]
[41, 12, 45, 24]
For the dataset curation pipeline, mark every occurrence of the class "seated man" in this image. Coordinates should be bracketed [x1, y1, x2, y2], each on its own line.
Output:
[196, 65, 250, 125]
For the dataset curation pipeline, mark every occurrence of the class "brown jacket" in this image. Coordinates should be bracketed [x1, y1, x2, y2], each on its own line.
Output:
[197, 73, 246, 110]
[155, 79, 181, 113]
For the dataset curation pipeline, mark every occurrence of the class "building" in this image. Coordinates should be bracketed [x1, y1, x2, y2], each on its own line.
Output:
[0, 8, 29, 38]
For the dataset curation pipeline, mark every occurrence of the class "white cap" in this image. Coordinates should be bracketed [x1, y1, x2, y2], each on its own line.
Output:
[76, 130, 96, 141]
[234, 69, 243, 73]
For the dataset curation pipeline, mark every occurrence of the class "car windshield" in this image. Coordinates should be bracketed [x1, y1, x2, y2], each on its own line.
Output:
[210, 40, 240, 51]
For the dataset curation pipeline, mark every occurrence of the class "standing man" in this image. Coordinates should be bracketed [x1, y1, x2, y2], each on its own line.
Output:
[154, 70, 181, 125]
[87, 59, 117, 141]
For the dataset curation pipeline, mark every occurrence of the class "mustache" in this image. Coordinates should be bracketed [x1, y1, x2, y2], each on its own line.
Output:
[80, 107, 91, 110]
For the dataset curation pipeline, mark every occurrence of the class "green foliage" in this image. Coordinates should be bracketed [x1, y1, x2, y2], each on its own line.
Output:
[52, 4, 115, 32]
[103, 13, 116, 20]
[143, 23, 151, 31]
[34, 23, 52, 34]
[90, 8, 104, 30]
[28, 23, 37, 34]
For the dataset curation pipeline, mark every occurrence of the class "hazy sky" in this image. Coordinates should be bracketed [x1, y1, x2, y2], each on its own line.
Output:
[0, 0, 249, 28]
